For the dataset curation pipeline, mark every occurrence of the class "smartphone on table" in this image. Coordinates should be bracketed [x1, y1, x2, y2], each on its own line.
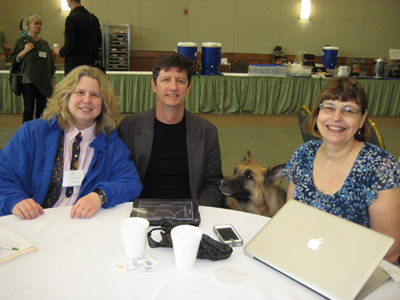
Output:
[213, 224, 243, 247]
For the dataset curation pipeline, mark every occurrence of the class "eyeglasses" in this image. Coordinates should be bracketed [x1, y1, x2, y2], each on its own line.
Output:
[319, 103, 363, 118]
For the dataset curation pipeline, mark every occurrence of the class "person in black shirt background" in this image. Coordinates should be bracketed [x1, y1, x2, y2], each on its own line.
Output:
[53, 0, 102, 75]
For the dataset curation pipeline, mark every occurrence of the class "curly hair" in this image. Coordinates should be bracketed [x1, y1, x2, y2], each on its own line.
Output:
[304, 77, 370, 141]
[42, 65, 120, 135]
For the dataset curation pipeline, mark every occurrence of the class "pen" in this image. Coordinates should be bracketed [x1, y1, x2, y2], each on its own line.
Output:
[0, 246, 19, 251]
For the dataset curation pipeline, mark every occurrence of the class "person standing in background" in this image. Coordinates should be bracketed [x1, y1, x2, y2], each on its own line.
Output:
[53, 0, 102, 75]
[0, 25, 8, 70]
[9, 15, 55, 123]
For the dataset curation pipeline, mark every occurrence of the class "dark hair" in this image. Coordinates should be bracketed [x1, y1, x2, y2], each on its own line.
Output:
[152, 53, 194, 86]
[304, 77, 370, 141]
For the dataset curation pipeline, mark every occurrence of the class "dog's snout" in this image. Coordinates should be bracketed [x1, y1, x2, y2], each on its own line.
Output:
[220, 179, 227, 187]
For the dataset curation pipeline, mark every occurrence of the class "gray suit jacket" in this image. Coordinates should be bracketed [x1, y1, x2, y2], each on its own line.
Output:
[118, 108, 223, 207]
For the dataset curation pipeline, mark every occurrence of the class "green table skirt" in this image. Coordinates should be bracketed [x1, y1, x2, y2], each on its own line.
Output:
[1, 72, 399, 115]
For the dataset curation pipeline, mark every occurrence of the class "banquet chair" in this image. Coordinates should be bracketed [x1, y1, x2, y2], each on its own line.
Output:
[366, 119, 385, 150]
[232, 59, 247, 73]
[297, 105, 317, 143]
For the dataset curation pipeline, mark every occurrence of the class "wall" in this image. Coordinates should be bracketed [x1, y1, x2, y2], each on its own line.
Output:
[1, 0, 399, 59]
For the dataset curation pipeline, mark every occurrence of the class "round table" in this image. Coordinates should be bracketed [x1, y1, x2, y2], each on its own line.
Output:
[0, 203, 399, 299]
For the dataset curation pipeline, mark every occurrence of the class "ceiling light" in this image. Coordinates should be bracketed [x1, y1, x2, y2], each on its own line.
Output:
[300, 0, 311, 20]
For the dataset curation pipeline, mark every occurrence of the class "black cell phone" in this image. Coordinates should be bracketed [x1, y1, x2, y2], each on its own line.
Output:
[213, 224, 243, 247]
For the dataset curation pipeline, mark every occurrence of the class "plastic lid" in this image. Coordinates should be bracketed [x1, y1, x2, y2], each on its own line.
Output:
[177, 42, 198, 47]
[202, 42, 222, 48]
[323, 46, 339, 50]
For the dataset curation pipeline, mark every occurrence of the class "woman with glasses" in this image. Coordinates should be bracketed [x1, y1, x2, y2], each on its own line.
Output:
[283, 77, 400, 264]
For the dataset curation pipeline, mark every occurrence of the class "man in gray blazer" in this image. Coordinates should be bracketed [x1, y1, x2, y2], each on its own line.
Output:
[118, 53, 222, 207]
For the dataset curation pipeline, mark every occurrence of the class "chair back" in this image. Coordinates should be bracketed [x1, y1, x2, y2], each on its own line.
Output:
[366, 119, 385, 149]
[232, 60, 247, 73]
[297, 106, 317, 143]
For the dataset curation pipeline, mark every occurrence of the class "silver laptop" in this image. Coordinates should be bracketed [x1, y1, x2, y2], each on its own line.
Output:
[244, 199, 394, 300]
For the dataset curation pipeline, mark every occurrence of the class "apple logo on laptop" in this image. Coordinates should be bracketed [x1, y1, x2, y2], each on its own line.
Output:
[308, 238, 323, 250]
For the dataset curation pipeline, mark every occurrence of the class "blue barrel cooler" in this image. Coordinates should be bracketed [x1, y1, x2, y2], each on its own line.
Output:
[322, 46, 339, 69]
[177, 42, 198, 74]
[201, 42, 222, 75]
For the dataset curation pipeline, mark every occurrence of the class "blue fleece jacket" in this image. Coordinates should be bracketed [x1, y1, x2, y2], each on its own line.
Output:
[0, 117, 142, 216]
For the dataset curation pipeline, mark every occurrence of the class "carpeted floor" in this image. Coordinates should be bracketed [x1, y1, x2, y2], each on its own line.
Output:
[1, 113, 399, 180]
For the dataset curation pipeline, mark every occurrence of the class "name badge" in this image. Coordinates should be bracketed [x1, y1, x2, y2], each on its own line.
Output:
[63, 170, 85, 187]
[39, 51, 47, 58]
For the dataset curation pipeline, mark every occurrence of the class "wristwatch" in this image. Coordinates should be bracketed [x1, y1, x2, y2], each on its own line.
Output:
[94, 189, 107, 206]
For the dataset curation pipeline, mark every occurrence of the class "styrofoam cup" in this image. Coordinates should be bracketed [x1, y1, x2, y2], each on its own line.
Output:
[120, 217, 149, 260]
[171, 225, 202, 271]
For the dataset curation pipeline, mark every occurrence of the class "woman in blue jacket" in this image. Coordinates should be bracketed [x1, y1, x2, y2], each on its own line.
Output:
[0, 65, 142, 219]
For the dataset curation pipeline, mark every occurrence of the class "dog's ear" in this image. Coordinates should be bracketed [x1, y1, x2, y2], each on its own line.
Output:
[264, 164, 286, 185]
[242, 151, 252, 163]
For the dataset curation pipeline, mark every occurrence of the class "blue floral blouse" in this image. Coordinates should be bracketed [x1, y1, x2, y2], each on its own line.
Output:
[283, 140, 400, 228]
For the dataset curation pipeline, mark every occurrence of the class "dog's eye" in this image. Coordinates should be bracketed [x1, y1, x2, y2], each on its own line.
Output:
[245, 170, 253, 180]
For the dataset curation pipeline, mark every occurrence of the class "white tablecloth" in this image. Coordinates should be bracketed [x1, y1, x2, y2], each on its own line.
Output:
[0, 203, 399, 300]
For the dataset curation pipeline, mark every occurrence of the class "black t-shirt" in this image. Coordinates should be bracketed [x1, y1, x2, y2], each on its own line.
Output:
[140, 117, 190, 199]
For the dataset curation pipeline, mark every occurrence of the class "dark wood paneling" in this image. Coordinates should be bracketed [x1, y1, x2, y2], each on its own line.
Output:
[3, 48, 376, 76]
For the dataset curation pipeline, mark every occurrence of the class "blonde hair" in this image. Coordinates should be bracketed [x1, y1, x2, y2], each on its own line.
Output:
[43, 65, 120, 135]
[23, 14, 42, 33]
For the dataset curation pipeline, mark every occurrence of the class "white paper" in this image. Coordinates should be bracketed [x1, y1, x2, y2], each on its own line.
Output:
[381, 259, 400, 287]
[38, 51, 47, 58]
[0, 224, 35, 262]
[389, 49, 400, 60]
[62, 170, 84, 187]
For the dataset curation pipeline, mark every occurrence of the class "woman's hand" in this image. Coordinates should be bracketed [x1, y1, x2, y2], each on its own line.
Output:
[70, 192, 102, 219]
[18, 42, 34, 60]
[24, 42, 34, 52]
[12, 198, 44, 219]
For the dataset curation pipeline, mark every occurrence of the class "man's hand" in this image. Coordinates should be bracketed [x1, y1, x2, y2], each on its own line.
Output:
[53, 46, 60, 55]
[70, 192, 102, 219]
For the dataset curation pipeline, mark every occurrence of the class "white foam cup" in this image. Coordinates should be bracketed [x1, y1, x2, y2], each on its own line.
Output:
[53, 43, 61, 48]
[119, 217, 150, 260]
[171, 225, 202, 271]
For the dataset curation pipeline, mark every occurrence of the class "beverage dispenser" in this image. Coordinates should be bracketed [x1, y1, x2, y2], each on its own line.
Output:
[177, 42, 198, 74]
[201, 42, 222, 75]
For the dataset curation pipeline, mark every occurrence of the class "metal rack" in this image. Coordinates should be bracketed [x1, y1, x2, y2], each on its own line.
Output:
[101, 23, 131, 71]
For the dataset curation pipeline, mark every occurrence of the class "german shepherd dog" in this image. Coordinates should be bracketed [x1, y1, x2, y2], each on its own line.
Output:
[220, 151, 287, 217]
